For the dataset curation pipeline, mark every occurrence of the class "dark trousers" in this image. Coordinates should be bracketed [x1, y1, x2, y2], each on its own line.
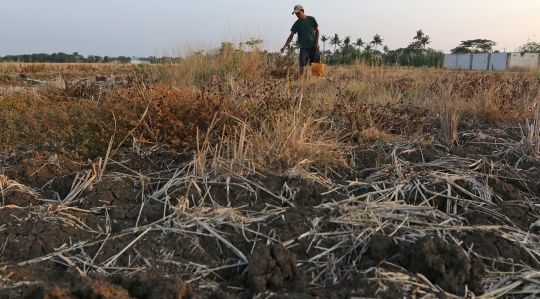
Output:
[299, 47, 321, 66]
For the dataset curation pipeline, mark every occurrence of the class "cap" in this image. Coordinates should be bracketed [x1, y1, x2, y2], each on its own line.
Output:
[292, 5, 304, 14]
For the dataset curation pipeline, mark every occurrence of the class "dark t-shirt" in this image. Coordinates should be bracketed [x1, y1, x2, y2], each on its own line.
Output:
[290, 16, 318, 49]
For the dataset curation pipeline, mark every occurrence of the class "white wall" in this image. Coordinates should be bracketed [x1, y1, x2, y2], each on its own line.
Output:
[456, 54, 472, 70]
[443, 54, 458, 69]
[489, 53, 509, 71]
[509, 53, 540, 68]
[130, 60, 151, 65]
[471, 53, 489, 70]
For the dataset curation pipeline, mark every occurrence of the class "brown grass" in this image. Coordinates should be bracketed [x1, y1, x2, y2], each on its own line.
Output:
[1, 55, 540, 171]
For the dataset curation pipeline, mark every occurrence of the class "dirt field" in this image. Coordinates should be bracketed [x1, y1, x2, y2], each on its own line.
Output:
[2, 65, 540, 298]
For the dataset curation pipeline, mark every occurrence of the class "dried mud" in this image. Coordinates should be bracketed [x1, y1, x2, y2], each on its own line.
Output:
[2, 122, 540, 299]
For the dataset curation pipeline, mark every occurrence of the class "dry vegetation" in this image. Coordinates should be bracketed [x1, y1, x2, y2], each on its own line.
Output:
[2, 48, 540, 298]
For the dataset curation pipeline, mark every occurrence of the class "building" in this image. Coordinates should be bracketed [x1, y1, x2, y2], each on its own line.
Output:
[508, 53, 540, 69]
[129, 56, 151, 64]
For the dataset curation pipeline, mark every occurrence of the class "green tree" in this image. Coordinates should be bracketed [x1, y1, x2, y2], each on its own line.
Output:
[371, 34, 383, 51]
[330, 33, 341, 53]
[355, 38, 364, 51]
[320, 35, 328, 52]
[364, 44, 372, 52]
[420, 36, 431, 50]
[342, 36, 351, 48]
[72, 52, 82, 62]
[245, 38, 263, 48]
[413, 29, 424, 42]
[516, 38, 540, 53]
[286, 44, 297, 56]
[450, 39, 497, 54]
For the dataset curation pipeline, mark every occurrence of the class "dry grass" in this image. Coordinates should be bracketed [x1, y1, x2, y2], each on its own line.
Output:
[438, 103, 460, 148]
[2, 57, 540, 169]
[157, 40, 270, 86]
[0, 61, 135, 80]
[521, 102, 540, 156]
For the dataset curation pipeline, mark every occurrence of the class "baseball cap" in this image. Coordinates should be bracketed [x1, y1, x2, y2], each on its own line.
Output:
[292, 5, 304, 14]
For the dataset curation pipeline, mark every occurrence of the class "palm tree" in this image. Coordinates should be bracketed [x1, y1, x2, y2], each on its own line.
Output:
[364, 44, 373, 52]
[383, 45, 390, 53]
[330, 33, 342, 53]
[320, 35, 328, 52]
[413, 29, 424, 41]
[355, 38, 364, 51]
[343, 36, 351, 47]
[371, 34, 383, 51]
[420, 35, 431, 50]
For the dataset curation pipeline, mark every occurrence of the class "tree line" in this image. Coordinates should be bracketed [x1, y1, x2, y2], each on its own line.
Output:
[283, 30, 445, 67]
[0, 52, 135, 63]
[285, 30, 540, 67]
[3, 35, 539, 67]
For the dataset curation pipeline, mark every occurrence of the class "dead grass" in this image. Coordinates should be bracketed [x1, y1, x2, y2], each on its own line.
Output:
[157, 40, 271, 86]
[1, 56, 540, 171]
[0, 62, 135, 80]
[438, 102, 459, 148]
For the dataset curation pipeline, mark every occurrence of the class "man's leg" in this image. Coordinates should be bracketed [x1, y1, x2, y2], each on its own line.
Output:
[308, 47, 321, 64]
[298, 48, 309, 77]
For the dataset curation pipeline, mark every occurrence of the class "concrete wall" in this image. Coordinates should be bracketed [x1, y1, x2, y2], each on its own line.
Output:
[471, 53, 490, 70]
[509, 53, 540, 68]
[130, 60, 151, 65]
[456, 54, 472, 70]
[489, 53, 509, 71]
[443, 54, 458, 69]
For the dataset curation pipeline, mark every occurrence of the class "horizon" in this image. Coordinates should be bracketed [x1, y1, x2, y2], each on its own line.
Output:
[1, 0, 538, 58]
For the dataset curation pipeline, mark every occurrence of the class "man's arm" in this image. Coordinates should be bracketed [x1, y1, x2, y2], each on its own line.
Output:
[281, 32, 295, 53]
[315, 27, 320, 49]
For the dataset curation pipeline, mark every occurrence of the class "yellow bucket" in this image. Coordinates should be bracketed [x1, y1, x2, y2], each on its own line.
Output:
[311, 62, 325, 77]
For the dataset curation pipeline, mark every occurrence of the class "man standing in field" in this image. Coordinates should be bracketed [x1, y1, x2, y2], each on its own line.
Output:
[280, 5, 320, 75]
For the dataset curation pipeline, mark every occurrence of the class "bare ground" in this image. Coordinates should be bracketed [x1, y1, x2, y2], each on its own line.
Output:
[2, 120, 540, 299]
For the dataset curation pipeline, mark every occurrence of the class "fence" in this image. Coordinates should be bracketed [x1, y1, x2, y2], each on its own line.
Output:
[443, 53, 540, 70]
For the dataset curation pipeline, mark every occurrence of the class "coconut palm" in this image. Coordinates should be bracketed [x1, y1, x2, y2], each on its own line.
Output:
[320, 35, 328, 52]
[371, 34, 383, 51]
[343, 36, 351, 48]
[420, 35, 431, 50]
[383, 45, 390, 53]
[355, 38, 364, 51]
[330, 33, 342, 53]
[413, 29, 424, 41]
[364, 44, 373, 52]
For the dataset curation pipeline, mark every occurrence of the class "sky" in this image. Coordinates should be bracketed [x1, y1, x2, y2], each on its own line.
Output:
[1, 0, 539, 58]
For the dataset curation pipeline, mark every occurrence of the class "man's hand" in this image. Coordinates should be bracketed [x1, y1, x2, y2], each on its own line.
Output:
[316, 43, 320, 50]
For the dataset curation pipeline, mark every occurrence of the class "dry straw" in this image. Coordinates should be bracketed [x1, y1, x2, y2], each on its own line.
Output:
[438, 103, 459, 148]
[521, 101, 540, 156]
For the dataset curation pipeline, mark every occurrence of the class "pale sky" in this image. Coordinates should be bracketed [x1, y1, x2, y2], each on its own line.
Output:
[1, 0, 538, 57]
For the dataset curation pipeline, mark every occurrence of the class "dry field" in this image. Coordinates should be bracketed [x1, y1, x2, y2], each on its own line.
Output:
[2, 56, 540, 298]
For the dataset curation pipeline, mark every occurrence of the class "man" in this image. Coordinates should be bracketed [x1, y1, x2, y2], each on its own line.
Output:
[280, 5, 320, 74]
